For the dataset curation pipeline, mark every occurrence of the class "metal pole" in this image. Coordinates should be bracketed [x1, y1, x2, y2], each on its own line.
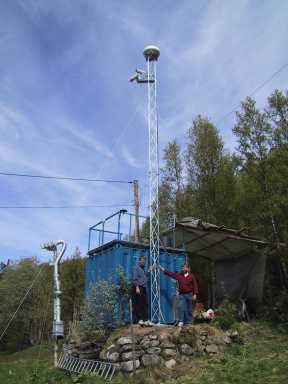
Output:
[129, 299, 136, 374]
[101, 222, 105, 245]
[53, 248, 58, 367]
[41, 240, 67, 367]
[118, 212, 121, 240]
[133, 180, 140, 242]
[88, 229, 91, 251]
[129, 213, 132, 241]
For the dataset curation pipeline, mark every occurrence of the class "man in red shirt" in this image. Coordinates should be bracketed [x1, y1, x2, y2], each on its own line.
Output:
[159, 263, 198, 326]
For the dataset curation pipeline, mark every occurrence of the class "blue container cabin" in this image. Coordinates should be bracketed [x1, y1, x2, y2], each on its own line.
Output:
[86, 239, 187, 324]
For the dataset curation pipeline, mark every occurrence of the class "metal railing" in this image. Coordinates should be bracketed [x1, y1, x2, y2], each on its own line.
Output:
[88, 210, 148, 251]
[57, 353, 116, 381]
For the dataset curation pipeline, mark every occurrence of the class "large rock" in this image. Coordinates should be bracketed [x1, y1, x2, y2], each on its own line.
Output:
[160, 341, 176, 349]
[150, 340, 160, 347]
[226, 330, 239, 338]
[120, 344, 142, 353]
[114, 363, 121, 371]
[117, 337, 133, 346]
[140, 340, 153, 349]
[206, 344, 218, 354]
[107, 351, 120, 363]
[141, 336, 150, 343]
[180, 344, 194, 356]
[78, 341, 93, 351]
[161, 348, 177, 357]
[100, 344, 120, 362]
[165, 359, 176, 369]
[121, 359, 140, 372]
[147, 347, 161, 355]
[107, 344, 118, 351]
[207, 336, 224, 345]
[223, 335, 232, 344]
[79, 351, 100, 359]
[148, 334, 158, 340]
[196, 340, 205, 352]
[99, 350, 107, 361]
[141, 354, 161, 367]
[121, 350, 144, 361]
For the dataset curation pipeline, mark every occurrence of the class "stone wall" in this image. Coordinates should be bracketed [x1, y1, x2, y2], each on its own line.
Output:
[95, 325, 238, 373]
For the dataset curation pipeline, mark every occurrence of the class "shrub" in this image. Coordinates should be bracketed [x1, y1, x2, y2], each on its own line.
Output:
[214, 296, 238, 330]
[267, 290, 288, 324]
[117, 266, 131, 323]
[80, 277, 118, 337]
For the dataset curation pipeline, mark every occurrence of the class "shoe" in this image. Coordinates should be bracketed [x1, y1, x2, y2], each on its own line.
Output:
[178, 322, 184, 327]
[138, 320, 144, 326]
[146, 320, 154, 326]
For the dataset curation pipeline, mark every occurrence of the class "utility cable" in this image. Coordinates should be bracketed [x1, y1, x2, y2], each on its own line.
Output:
[0, 203, 133, 209]
[215, 62, 288, 125]
[0, 171, 133, 184]
[93, 104, 142, 179]
[0, 264, 44, 342]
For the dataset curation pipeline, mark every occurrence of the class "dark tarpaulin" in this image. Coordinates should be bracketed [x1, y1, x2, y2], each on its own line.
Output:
[214, 252, 267, 305]
[162, 218, 268, 308]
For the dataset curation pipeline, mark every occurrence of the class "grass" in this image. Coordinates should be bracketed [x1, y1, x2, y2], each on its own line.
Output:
[0, 344, 72, 384]
[163, 321, 288, 384]
[0, 321, 287, 384]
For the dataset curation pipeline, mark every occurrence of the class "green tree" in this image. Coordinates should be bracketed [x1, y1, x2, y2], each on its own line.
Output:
[233, 97, 275, 239]
[214, 154, 239, 228]
[233, 92, 288, 290]
[267, 89, 288, 146]
[0, 259, 52, 351]
[159, 140, 186, 227]
[61, 249, 85, 332]
[186, 115, 225, 224]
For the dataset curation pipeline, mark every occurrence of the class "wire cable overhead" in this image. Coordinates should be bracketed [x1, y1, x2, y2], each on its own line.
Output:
[0, 171, 133, 184]
[0, 203, 133, 209]
[216, 62, 288, 125]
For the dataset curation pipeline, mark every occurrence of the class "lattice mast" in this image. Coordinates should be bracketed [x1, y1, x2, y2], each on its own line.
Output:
[130, 45, 161, 323]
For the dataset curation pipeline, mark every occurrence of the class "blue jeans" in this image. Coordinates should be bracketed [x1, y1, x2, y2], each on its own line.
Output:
[179, 293, 193, 324]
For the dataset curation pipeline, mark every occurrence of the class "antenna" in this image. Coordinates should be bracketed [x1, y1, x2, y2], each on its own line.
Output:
[130, 45, 161, 323]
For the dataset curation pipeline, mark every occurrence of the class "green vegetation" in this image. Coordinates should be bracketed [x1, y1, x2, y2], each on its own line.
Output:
[159, 89, 288, 246]
[164, 322, 288, 384]
[0, 344, 71, 384]
[0, 89, 288, 382]
[81, 277, 118, 336]
[159, 89, 288, 322]
[213, 296, 238, 330]
[0, 322, 287, 383]
[0, 250, 85, 352]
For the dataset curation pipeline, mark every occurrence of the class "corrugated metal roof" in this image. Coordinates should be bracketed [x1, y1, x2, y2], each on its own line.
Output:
[163, 217, 269, 260]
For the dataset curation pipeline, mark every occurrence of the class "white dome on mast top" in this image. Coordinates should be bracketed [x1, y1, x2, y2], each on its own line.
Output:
[143, 45, 160, 61]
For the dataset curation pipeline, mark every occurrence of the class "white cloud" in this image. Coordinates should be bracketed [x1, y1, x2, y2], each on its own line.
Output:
[0, 0, 287, 260]
[121, 145, 143, 169]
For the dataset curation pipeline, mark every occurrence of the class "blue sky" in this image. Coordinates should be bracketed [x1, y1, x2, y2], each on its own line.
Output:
[0, 0, 287, 262]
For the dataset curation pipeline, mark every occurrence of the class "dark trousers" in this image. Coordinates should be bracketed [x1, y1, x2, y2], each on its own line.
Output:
[179, 292, 193, 324]
[132, 285, 148, 323]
